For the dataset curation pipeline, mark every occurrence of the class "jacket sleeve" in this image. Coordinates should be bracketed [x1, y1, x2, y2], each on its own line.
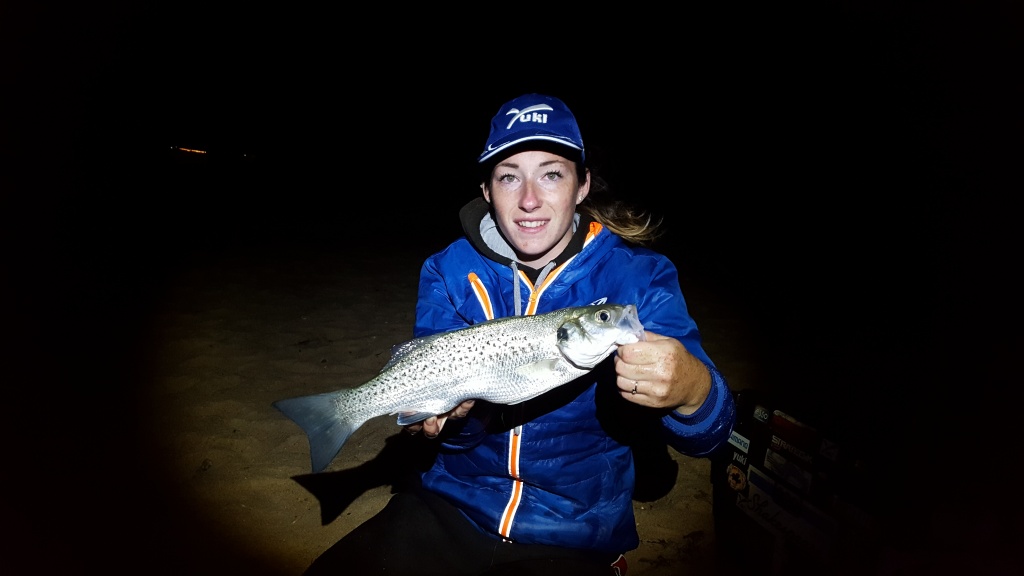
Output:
[436, 401, 495, 452]
[636, 252, 736, 456]
[413, 255, 469, 338]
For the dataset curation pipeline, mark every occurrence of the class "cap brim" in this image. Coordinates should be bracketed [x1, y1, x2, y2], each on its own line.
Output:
[478, 134, 584, 164]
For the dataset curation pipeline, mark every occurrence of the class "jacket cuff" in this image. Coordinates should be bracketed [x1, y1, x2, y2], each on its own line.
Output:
[661, 364, 736, 457]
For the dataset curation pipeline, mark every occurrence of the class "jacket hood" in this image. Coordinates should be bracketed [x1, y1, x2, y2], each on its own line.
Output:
[458, 197, 592, 284]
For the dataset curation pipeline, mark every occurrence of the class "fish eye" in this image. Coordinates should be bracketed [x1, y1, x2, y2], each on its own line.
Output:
[557, 326, 569, 342]
[595, 309, 612, 323]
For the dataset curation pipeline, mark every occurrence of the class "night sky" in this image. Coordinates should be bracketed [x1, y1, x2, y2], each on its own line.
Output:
[4, 2, 1021, 571]
[12, 3, 1018, 256]
[12, 2, 1013, 375]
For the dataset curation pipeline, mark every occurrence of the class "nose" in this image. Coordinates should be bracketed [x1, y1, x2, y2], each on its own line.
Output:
[519, 181, 540, 211]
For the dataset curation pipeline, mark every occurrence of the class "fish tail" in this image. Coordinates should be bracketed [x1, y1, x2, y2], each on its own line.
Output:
[273, 390, 359, 474]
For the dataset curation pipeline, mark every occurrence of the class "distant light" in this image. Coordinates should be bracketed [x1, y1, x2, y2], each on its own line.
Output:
[172, 146, 208, 154]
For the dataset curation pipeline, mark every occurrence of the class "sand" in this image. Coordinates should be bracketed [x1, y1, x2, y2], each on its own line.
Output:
[113, 245, 748, 576]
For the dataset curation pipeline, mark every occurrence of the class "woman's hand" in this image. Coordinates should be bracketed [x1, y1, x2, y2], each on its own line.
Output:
[404, 400, 476, 438]
[613, 331, 711, 415]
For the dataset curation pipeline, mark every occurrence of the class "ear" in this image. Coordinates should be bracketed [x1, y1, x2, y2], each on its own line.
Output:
[481, 183, 491, 203]
[575, 170, 591, 205]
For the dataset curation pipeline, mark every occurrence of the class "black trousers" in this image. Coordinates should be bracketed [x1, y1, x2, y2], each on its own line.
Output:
[303, 486, 625, 576]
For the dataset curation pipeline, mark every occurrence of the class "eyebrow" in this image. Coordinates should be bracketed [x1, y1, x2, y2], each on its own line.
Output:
[495, 158, 567, 170]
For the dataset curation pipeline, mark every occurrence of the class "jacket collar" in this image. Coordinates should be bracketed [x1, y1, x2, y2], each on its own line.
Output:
[459, 197, 592, 284]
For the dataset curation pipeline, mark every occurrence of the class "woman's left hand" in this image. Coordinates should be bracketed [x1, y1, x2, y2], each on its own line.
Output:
[403, 399, 475, 438]
[613, 331, 711, 415]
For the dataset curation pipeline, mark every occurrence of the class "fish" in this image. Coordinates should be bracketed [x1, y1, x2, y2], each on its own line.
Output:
[273, 303, 646, 473]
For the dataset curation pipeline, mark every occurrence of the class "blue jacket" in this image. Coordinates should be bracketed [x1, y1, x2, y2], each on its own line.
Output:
[413, 201, 736, 554]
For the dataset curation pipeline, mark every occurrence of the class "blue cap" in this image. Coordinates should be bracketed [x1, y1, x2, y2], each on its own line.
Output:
[478, 94, 585, 164]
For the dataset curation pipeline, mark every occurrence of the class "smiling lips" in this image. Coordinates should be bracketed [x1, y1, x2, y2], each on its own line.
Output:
[517, 220, 546, 229]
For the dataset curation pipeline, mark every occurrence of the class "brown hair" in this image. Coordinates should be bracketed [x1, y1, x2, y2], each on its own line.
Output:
[578, 168, 664, 246]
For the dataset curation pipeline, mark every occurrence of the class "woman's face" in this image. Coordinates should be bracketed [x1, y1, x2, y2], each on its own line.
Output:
[482, 149, 589, 269]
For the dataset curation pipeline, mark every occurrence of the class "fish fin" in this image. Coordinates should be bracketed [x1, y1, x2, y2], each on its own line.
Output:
[501, 359, 567, 405]
[381, 334, 443, 371]
[273, 390, 358, 474]
[394, 411, 436, 426]
[515, 358, 562, 379]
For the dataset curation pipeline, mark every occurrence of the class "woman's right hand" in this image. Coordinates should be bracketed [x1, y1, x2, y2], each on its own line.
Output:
[404, 400, 476, 438]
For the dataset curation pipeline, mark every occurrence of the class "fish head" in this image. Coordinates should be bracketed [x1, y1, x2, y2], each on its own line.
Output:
[556, 304, 646, 369]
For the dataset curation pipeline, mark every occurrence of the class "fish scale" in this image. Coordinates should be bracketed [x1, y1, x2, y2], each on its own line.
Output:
[274, 304, 645, 473]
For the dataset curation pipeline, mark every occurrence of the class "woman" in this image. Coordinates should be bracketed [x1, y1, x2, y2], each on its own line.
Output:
[305, 93, 736, 576]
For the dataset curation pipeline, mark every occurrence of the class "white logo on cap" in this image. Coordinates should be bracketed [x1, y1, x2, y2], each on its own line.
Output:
[504, 104, 554, 130]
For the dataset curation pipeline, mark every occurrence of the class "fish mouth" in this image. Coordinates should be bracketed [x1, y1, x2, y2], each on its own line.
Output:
[617, 304, 646, 343]
[556, 304, 647, 369]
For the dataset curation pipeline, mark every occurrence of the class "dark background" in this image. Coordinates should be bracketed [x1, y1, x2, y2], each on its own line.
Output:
[4, 1, 1020, 573]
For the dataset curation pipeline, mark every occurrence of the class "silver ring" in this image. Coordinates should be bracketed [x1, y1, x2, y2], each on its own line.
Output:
[631, 382, 638, 395]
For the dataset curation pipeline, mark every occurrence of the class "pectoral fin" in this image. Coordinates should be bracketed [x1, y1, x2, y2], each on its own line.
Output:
[515, 358, 562, 379]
